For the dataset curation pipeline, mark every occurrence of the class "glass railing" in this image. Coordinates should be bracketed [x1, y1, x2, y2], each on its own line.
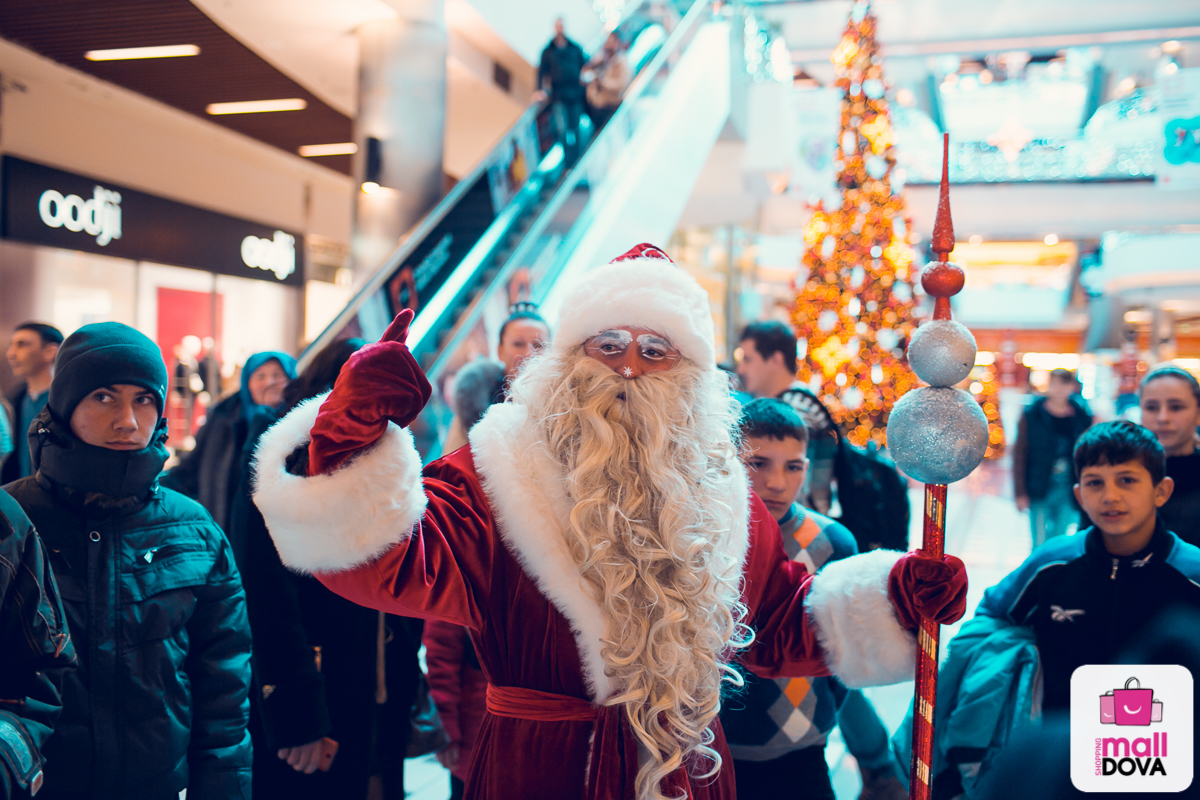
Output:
[298, 1, 691, 372]
[416, 0, 715, 386]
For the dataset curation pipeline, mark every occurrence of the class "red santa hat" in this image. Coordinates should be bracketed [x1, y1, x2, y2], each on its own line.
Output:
[551, 244, 717, 366]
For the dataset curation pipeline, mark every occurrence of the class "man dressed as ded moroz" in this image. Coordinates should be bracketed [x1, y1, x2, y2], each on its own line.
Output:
[254, 245, 967, 800]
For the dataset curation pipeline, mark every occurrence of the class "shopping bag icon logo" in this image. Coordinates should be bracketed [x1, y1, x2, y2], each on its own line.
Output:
[1100, 677, 1163, 726]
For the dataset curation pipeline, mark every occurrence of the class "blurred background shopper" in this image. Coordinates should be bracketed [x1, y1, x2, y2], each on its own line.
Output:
[162, 350, 296, 533]
[1012, 368, 1093, 545]
[235, 339, 423, 800]
[443, 303, 550, 454]
[584, 32, 631, 131]
[3, 323, 63, 485]
[536, 18, 587, 165]
[1138, 365, 1200, 546]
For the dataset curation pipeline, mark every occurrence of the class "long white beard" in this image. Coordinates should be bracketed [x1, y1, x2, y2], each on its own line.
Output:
[509, 350, 752, 800]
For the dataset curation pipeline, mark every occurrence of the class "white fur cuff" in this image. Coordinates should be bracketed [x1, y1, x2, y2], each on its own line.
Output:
[251, 394, 428, 574]
[804, 549, 917, 688]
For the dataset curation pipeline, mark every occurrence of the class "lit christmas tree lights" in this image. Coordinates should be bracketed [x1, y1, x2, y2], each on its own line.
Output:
[791, 0, 919, 447]
[971, 364, 1007, 459]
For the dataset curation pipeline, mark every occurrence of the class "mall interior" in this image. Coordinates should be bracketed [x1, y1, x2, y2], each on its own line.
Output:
[0, 0, 1197, 798]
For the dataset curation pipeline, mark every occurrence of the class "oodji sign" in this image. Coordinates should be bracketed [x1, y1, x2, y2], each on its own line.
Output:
[0, 155, 304, 286]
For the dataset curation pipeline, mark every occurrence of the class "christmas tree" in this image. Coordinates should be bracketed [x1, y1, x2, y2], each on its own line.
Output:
[971, 364, 1007, 459]
[791, 0, 918, 448]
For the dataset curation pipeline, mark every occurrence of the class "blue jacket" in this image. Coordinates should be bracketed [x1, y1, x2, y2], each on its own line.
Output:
[891, 615, 1040, 798]
[976, 523, 1200, 712]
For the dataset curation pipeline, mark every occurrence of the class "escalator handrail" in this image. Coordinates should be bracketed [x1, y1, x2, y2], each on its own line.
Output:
[420, 0, 713, 384]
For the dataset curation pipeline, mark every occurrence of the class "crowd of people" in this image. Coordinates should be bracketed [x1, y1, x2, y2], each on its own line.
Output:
[0, 243, 1197, 800]
[536, 18, 632, 166]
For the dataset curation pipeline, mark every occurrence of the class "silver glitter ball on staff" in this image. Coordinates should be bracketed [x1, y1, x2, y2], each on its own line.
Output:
[886, 386, 988, 485]
[907, 320, 976, 388]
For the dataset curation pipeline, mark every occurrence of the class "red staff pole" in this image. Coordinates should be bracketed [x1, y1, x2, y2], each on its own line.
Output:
[907, 133, 959, 800]
[909, 483, 947, 800]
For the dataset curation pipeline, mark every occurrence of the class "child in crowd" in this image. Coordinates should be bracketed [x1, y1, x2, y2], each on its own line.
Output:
[3, 322, 252, 799]
[442, 303, 550, 454]
[720, 399, 905, 800]
[1138, 365, 1200, 546]
[977, 420, 1200, 712]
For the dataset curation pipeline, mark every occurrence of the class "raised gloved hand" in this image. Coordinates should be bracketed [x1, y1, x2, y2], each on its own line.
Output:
[886, 550, 968, 630]
[308, 310, 432, 475]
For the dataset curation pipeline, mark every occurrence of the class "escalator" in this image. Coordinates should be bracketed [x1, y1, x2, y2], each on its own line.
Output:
[302, 0, 732, 455]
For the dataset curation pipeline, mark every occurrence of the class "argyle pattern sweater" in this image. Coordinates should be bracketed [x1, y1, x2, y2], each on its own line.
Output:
[721, 504, 858, 761]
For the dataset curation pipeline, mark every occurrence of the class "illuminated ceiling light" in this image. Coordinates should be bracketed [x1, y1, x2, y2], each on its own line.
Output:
[1044, 233, 1060, 246]
[986, 115, 1034, 162]
[1162, 40, 1182, 54]
[85, 44, 200, 61]
[206, 98, 307, 115]
[1124, 309, 1153, 324]
[969, 234, 983, 246]
[299, 142, 358, 157]
[361, 181, 381, 194]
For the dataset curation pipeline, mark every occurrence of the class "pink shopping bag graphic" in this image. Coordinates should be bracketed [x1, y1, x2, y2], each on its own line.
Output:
[1099, 677, 1161, 726]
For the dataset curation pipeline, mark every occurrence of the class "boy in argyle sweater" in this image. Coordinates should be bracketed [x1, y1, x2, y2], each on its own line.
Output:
[721, 399, 904, 799]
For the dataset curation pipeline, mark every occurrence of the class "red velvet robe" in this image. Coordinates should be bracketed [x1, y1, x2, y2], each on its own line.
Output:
[323, 450, 824, 798]
[253, 400, 917, 800]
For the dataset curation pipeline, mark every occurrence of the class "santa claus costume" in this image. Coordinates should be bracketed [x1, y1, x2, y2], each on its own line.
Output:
[253, 244, 966, 800]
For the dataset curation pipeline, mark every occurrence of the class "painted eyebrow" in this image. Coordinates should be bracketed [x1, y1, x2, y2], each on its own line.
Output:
[594, 330, 633, 344]
[637, 334, 673, 349]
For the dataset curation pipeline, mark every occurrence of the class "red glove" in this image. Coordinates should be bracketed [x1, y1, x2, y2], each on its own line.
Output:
[307, 310, 432, 475]
[887, 550, 968, 630]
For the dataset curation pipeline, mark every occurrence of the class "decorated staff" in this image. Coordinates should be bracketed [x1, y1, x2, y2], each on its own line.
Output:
[885, 134, 988, 800]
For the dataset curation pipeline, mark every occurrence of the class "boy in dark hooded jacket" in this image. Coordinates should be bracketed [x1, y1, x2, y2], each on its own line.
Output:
[4, 322, 252, 800]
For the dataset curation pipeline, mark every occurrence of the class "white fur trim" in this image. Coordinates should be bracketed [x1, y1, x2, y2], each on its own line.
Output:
[251, 393, 427, 574]
[552, 257, 716, 365]
[725, 461, 752, 583]
[804, 549, 917, 688]
[469, 402, 752, 702]
[470, 403, 614, 700]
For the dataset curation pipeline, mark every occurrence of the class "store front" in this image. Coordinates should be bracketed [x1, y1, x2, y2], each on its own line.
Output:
[0, 154, 304, 447]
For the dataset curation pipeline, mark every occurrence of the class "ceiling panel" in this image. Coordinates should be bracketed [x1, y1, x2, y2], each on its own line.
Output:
[0, 0, 353, 175]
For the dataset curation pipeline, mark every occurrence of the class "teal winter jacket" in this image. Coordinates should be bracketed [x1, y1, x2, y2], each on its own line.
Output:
[4, 472, 252, 800]
[892, 615, 1041, 798]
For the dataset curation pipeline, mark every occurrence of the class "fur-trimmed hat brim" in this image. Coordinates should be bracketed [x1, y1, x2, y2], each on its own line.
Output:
[551, 257, 716, 365]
